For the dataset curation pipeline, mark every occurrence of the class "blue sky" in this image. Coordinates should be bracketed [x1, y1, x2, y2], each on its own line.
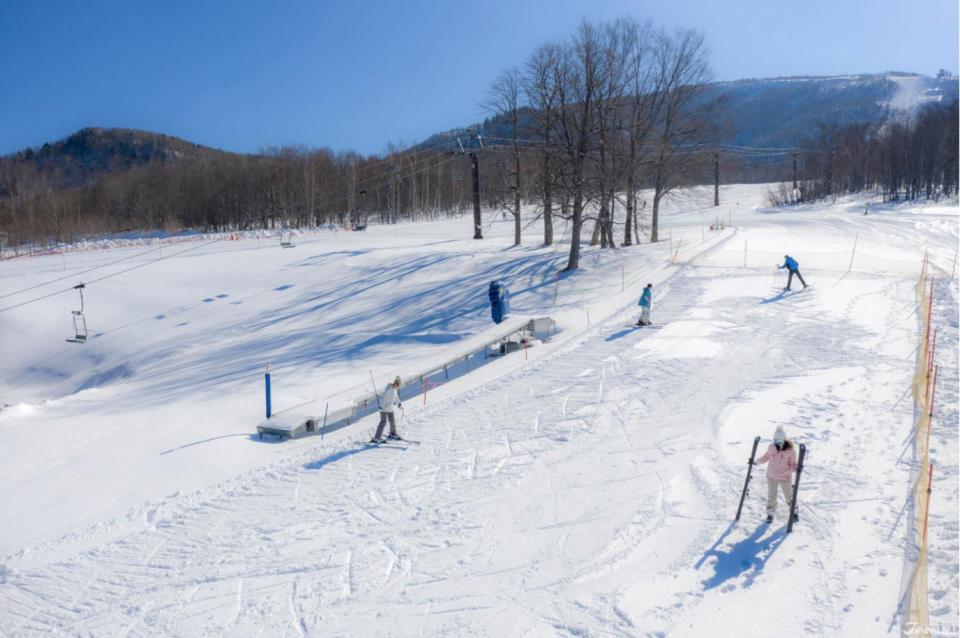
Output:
[1, 0, 957, 156]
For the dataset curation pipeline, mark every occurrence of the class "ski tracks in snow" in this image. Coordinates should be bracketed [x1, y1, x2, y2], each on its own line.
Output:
[0, 264, 932, 636]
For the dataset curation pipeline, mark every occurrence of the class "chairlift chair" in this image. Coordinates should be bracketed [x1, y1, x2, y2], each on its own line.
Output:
[66, 283, 88, 344]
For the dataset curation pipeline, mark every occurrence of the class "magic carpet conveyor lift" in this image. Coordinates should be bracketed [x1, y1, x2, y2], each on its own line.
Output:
[257, 316, 557, 440]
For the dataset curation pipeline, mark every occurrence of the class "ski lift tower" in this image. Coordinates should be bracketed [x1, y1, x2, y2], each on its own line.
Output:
[452, 130, 484, 240]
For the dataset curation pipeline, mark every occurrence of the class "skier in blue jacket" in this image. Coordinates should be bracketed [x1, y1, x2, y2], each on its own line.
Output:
[636, 283, 653, 326]
[779, 255, 807, 291]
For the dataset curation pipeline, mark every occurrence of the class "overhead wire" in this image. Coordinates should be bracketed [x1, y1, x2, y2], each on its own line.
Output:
[0, 238, 198, 301]
[0, 236, 226, 314]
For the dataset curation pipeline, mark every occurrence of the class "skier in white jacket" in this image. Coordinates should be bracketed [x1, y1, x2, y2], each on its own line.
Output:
[371, 376, 403, 442]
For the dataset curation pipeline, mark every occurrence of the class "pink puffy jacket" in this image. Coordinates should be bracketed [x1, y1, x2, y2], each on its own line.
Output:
[756, 443, 797, 482]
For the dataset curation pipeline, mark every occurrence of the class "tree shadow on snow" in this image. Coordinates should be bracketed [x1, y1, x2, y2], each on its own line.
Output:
[695, 522, 787, 591]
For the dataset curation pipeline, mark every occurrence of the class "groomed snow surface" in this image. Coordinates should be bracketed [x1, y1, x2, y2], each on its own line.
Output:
[0, 185, 957, 637]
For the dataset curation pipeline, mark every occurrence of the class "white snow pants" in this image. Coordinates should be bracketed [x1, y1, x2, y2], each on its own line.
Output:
[766, 479, 794, 515]
[640, 306, 651, 324]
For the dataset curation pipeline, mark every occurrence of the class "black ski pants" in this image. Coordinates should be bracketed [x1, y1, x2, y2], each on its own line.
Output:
[786, 268, 806, 289]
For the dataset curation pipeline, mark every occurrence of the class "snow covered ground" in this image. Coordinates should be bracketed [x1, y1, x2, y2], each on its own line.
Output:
[0, 184, 956, 636]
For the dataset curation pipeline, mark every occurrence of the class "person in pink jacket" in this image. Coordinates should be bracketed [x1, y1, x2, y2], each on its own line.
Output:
[755, 425, 799, 524]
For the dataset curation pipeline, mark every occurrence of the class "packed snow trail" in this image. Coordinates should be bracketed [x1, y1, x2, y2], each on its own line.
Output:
[0, 258, 921, 636]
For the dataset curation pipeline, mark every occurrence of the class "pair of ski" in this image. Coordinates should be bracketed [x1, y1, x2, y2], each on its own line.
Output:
[367, 436, 419, 447]
[735, 436, 806, 533]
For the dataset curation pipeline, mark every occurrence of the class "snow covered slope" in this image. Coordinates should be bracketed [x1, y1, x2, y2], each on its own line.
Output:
[0, 185, 956, 636]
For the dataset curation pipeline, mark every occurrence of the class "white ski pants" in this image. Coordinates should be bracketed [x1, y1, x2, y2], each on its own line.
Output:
[640, 306, 651, 324]
[766, 479, 794, 515]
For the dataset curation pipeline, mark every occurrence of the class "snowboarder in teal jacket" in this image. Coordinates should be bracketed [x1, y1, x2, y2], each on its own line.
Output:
[636, 284, 653, 326]
[779, 255, 807, 291]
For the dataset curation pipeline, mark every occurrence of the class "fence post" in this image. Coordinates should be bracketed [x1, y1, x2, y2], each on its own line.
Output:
[921, 462, 934, 543]
[927, 365, 939, 419]
[264, 364, 272, 419]
[553, 280, 560, 306]
[926, 327, 938, 383]
[743, 241, 747, 268]
[951, 249, 958, 283]
[586, 309, 591, 326]
[847, 232, 859, 272]
[423, 377, 428, 406]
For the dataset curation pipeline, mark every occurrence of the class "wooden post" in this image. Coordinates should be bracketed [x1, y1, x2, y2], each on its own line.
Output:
[921, 462, 934, 544]
[927, 365, 939, 418]
[926, 327, 938, 384]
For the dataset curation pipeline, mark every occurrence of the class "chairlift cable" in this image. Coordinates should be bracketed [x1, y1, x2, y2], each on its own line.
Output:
[0, 239, 196, 301]
[0, 237, 225, 314]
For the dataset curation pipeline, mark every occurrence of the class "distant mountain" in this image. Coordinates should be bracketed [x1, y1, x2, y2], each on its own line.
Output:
[419, 72, 960, 152]
[4, 73, 957, 197]
[0, 128, 231, 194]
[705, 72, 958, 148]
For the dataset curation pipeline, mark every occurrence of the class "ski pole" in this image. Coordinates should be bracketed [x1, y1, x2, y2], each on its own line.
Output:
[368, 370, 383, 410]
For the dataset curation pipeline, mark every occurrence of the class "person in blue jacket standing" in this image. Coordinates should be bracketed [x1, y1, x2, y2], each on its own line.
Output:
[637, 283, 653, 326]
[779, 254, 807, 291]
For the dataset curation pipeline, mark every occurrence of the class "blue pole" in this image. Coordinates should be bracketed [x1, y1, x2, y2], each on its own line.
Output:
[265, 364, 272, 419]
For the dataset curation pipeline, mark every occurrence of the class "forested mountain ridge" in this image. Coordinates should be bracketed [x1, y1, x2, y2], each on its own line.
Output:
[0, 71, 955, 250]
[4, 72, 955, 196]
[420, 72, 959, 151]
[0, 127, 231, 196]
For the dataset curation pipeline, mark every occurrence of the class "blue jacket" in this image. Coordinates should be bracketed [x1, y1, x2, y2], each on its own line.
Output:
[780, 256, 799, 271]
[639, 288, 652, 307]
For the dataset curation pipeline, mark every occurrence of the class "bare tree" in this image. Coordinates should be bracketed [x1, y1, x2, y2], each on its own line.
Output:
[649, 29, 714, 242]
[553, 20, 606, 271]
[485, 67, 525, 246]
[524, 43, 562, 246]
